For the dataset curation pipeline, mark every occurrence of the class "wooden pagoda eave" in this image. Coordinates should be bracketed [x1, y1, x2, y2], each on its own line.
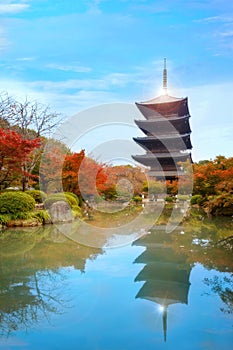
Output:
[135, 113, 190, 123]
[133, 135, 192, 150]
[136, 280, 190, 305]
[134, 118, 192, 137]
[136, 95, 186, 106]
[133, 153, 191, 161]
[148, 170, 185, 178]
[134, 133, 191, 141]
[135, 97, 189, 119]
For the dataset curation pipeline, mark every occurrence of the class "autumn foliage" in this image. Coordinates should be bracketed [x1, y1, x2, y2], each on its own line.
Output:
[192, 156, 233, 215]
[0, 92, 232, 218]
[0, 128, 41, 189]
[62, 151, 107, 198]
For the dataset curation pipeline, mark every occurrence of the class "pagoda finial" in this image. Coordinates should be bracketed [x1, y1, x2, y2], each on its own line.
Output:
[162, 305, 168, 342]
[163, 58, 168, 95]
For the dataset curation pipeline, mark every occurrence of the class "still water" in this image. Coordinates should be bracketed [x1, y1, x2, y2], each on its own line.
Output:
[0, 213, 232, 349]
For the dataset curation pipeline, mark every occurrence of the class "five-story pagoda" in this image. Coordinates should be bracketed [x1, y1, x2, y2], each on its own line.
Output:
[132, 59, 192, 180]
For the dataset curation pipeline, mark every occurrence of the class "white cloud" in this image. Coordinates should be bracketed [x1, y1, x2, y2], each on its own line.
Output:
[0, 2, 30, 14]
[220, 30, 233, 37]
[86, 0, 103, 14]
[46, 63, 92, 73]
[16, 56, 36, 61]
[195, 15, 233, 23]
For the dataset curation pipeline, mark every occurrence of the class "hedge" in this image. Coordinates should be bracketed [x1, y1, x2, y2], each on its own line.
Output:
[0, 192, 35, 214]
[26, 190, 47, 203]
[44, 193, 79, 208]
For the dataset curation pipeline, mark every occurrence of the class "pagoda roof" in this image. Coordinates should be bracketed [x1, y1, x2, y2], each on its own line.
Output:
[135, 118, 192, 138]
[135, 251, 190, 267]
[134, 133, 191, 141]
[133, 134, 193, 152]
[135, 263, 191, 284]
[132, 152, 191, 161]
[148, 170, 185, 178]
[137, 94, 185, 106]
[133, 226, 183, 247]
[136, 280, 190, 305]
[135, 114, 190, 123]
[135, 96, 189, 120]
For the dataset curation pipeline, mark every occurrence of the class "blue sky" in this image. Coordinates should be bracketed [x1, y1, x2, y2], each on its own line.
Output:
[0, 0, 233, 162]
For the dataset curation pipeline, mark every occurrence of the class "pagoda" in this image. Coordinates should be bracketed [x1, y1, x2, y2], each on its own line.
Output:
[132, 59, 192, 180]
[133, 226, 192, 342]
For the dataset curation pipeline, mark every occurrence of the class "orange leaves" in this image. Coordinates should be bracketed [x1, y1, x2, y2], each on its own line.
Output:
[193, 156, 233, 196]
[62, 151, 107, 197]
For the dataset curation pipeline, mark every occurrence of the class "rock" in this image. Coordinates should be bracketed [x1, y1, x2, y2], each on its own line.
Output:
[35, 203, 44, 210]
[49, 201, 73, 223]
[6, 219, 42, 227]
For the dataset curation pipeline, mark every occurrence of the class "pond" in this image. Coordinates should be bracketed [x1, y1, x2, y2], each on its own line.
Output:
[0, 210, 232, 349]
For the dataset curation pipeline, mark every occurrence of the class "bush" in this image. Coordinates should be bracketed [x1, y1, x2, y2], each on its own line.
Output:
[0, 192, 35, 214]
[190, 194, 204, 205]
[133, 196, 142, 204]
[176, 194, 190, 201]
[0, 213, 11, 225]
[44, 193, 79, 208]
[207, 194, 233, 216]
[72, 205, 83, 218]
[165, 196, 175, 202]
[26, 190, 47, 203]
[32, 210, 51, 223]
[64, 192, 79, 206]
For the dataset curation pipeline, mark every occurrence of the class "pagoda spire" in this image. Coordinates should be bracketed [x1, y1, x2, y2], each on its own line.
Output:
[163, 58, 168, 95]
[162, 305, 168, 342]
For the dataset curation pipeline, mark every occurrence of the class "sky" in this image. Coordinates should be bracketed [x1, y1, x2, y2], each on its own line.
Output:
[0, 0, 233, 162]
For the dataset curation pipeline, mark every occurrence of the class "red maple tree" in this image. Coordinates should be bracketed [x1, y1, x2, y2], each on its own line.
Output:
[0, 128, 41, 189]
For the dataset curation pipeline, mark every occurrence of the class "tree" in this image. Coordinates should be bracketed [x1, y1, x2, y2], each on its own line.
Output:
[192, 156, 233, 216]
[193, 156, 233, 197]
[143, 179, 165, 197]
[78, 157, 107, 198]
[39, 142, 67, 193]
[62, 150, 85, 195]
[0, 93, 61, 138]
[0, 92, 63, 190]
[0, 128, 41, 189]
[103, 165, 146, 200]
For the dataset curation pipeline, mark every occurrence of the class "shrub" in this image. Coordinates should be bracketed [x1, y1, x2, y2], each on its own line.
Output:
[44, 193, 79, 208]
[133, 196, 142, 204]
[26, 190, 47, 203]
[0, 213, 11, 225]
[64, 192, 79, 206]
[190, 194, 204, 205]
[32, 210, 51, 223]
[176, 194, 190, 201]
[0, 192, 35, 214]
[165, 196, 175, 202]
[207, 194, 233, 216]
[72, 205, 83, 218]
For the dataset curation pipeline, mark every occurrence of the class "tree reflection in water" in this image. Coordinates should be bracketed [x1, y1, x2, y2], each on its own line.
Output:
[0, 225, 102, 336]
[204, 275, 233, 315]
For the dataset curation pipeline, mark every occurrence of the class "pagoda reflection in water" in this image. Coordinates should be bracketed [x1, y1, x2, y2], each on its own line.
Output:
[133, 226, 192, 342]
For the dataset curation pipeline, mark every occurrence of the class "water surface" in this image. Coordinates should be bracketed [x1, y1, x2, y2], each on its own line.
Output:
[0, 214, 232, 349]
